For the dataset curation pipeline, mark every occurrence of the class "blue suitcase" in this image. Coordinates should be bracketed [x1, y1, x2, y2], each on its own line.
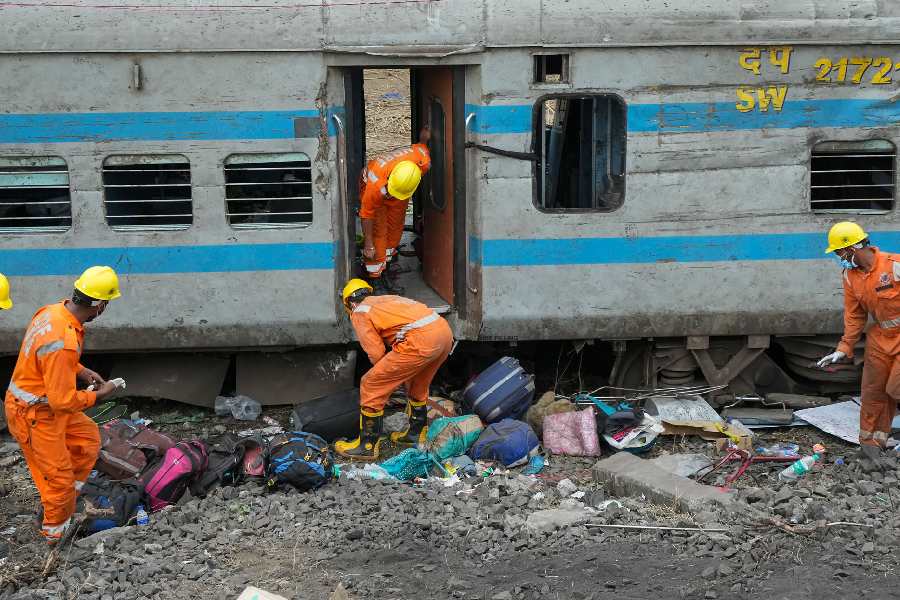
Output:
[463, 356, 536, 424]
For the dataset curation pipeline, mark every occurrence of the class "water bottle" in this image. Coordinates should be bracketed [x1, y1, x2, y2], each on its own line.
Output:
[778, 444, 825, 481]
[136, 505, 149, 526]
[755, 443, 799, 458]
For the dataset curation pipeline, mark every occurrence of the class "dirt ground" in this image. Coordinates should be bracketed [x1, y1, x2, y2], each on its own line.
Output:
[364, 68, 412, 160]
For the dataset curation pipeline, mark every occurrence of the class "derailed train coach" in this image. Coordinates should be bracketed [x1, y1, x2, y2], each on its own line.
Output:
[0, 0, 898, 404]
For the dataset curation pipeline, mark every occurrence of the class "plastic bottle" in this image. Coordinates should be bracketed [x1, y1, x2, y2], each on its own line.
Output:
[778, 444, 826, 481]
[755, 443, 800, 458]
[136, 505, 149, 526]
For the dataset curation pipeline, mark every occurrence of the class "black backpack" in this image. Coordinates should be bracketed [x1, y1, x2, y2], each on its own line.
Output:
[265, 431, 333, 492]
[77, 475, 145, 534]
[189, 433, 249, 498]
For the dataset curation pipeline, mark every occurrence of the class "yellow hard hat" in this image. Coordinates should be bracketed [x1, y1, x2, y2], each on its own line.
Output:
[0, 273, 12, 310]
[341, 278, 373, 308]
[74, 266, 121, 301]
[825, 221, 868, 254]
[387, 161, 422, 201]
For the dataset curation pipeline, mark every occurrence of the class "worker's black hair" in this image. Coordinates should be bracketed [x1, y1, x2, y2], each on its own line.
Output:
[72, 288, 100, 307]
[347, 288, 372, 305]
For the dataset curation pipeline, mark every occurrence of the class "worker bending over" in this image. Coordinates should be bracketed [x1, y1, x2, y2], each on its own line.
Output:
[359, 127, 431, 294]
[5, 266, 122, 543]
[336, 279, 453, 460]
[818, 222, 900, 467]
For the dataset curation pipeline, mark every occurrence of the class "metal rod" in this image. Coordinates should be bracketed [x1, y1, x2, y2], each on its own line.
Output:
[106, 214, 191, 219]
[226, 211, 311, 217]
[0, 201, 70, 206]
[103, 183, 189, 188]
[586, 524, 729, 533]
[226, 196, 312, 202]
[105, 199, 191, 204]
[224, 166, 310, 171]
[224, 181, 308, 186]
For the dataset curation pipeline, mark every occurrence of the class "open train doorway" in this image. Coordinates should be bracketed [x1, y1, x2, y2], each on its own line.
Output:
[341, 66, 465, 315]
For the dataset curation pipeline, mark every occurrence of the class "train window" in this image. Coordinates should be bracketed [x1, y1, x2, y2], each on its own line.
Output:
[534, 54, 569, 84]
[0, 157, 72, 233]
[224, 153, 312, 229]
[811, 140, 895, 214]
[102, 155, 192, 231]
[535, 95, 626, 212]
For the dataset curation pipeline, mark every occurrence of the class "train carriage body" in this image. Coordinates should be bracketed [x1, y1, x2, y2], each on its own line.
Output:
[1, 0, 898, 401]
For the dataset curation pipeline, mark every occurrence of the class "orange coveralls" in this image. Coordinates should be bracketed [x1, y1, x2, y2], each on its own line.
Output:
[359, 144, 431, 278]
[4, 302, 99, 530]
[351, 295, 452, 412]
[836, 248, 900, 447]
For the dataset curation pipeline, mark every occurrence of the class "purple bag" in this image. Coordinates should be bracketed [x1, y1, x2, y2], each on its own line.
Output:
[139, 440, 209, 512]
[542, 407, 601, 457]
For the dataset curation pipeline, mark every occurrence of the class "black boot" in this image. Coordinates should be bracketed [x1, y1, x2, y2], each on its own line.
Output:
[390, 400, 428, 446]
[334, 410, 385, 461]
[371, 276, 405, 296]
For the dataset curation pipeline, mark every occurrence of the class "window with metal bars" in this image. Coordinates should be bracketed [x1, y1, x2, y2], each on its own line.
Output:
[224, 153, 312, 228]
[0, 157, 72, 232]
[102, 155, 192, 231]
[811, 140, 895, 214]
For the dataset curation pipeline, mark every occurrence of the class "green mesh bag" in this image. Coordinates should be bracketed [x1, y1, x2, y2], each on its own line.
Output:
[379, 448, 434, 481]
[424, 415, 484, 461]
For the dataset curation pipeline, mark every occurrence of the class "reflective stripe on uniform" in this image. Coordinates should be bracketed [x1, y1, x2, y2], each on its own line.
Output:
[395, 312, 440, 342]
[353, 304, 372, 314]
[365, 263, 385, 273]
[35, 340, 65, 357]
[880, 317, 900, 329]
[7, 381, 48, 405]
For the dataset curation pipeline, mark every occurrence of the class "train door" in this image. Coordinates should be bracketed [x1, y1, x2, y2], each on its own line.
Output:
[341, 66, 465, 315]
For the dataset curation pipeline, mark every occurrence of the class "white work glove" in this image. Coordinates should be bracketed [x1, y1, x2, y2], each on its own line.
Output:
[816, 350, 846, 368]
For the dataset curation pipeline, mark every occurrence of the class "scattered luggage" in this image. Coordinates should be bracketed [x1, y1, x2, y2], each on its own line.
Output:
[424, 414, 483, 461]
[265, 431, 333, 492]
[542, 407, 602, 457]
[468, 418, 539, 467]
[95, 419, 176, 480]
[240, 433, 267, 481]
[463, 357, 535, 423]
[289, 389, 360, 442]
[77, 474, 144, 534]
[140, 440, 209, 512]
[190, 433, 260, 498]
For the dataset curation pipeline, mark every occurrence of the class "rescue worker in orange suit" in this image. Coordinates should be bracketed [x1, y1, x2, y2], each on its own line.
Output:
[335, 279, 453, 460]
[818, 222, 900, 469]
[359, 126, 431, 295]
[5, 266, 122, 543]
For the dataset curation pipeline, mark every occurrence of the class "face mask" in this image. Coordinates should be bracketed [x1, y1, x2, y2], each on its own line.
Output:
[835, 253, 857, 270]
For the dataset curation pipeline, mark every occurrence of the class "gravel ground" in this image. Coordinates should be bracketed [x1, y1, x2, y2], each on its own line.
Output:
[2, 399, 900, 600]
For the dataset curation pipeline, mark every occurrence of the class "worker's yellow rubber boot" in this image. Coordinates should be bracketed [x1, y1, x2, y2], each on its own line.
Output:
[335, 409, 385, 462]
[390, 400, 428, 446]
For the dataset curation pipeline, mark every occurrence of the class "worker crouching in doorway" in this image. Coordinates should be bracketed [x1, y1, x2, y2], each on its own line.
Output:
[4, 266, 122, 544]
[818, 222, 900, 469]
[336, 279, 453, 461]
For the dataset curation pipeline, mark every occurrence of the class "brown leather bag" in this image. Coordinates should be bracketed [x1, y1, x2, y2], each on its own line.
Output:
[95, 419, 176, 480]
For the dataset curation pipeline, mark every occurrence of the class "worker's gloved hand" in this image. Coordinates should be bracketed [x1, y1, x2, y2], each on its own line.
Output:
[816, 350, 846, 368]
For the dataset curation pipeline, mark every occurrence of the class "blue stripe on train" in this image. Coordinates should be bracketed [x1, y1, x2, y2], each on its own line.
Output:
[0, 109, 332, 143]
[0, 97, 896, 144]
[474, 232, 900, 267]
[0, 242, 335, 276]
[466, 97, 900, 134]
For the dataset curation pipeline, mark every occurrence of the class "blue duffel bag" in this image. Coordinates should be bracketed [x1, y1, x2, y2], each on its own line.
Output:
[468, 418, 539, 467]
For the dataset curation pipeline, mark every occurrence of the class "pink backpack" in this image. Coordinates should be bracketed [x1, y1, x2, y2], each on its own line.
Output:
[139, 440, 209, 512]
